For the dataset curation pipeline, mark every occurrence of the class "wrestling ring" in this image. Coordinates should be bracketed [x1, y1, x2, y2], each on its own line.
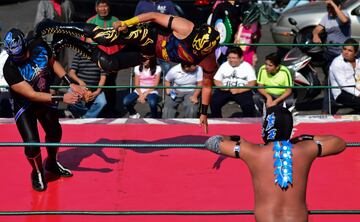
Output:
[0, 16, 359, 221]
[0, 116, 359, 222]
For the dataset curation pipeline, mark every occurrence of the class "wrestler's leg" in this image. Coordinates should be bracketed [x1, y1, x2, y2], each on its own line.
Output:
[120, 13, 194, 39]
[35, 19, 96, 41]
[15, 105, 46, 191]
[35, 19, 129, 46]
[38, 106, 72, 177]
[35, 19, 156, 49]
[52, 35, 141, 72]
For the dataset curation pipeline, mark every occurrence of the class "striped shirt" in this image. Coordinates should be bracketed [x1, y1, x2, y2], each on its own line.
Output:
[70, 53, 106, 88]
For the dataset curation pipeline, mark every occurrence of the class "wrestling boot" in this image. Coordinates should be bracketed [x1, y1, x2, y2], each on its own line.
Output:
[52, 34, 126, 73]
[27, 154, 47, 192]
[51, 34, 99, 61]
[45, 160, 73, 177]
[35, 19, 121, 46]
[45, 147, 73, 177]
[35, 19, 92, 38]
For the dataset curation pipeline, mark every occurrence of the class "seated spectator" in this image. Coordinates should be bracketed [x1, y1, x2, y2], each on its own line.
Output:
[0, 49, 13, 117]
[253, 52, 294, 115]
[68, 53, 107, 118]
[162, 63, 203, 118]
[123, 56, 161, 118]
[210, 47, 256, 117]
[329, 38, 360, 113]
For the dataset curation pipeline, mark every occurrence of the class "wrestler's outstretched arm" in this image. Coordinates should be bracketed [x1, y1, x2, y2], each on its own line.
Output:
[291, 134, 346, 157]
[313, 135, 346, 156]
[199, 75, 212, 134]
[198, 53, 218, 134]
[10, 81, 80, 105]
[113, 12, 194, 39]
[205, 135, 254, 160]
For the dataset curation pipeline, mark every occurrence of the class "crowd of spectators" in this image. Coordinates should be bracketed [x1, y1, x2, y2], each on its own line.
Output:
[0, 0, 359, 118]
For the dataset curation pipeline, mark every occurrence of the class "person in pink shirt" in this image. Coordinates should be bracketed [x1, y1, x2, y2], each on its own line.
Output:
[123, 56, 162, 118]
[234, 22, 261, 66]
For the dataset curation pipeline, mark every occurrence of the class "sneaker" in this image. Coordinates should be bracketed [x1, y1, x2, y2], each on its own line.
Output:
[129, 113, 140, 118]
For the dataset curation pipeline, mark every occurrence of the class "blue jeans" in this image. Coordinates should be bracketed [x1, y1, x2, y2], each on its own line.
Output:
[123, 92, 160, 118]
[69, 92, 107, 118]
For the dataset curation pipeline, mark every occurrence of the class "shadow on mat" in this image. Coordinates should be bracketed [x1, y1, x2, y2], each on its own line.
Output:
[55, 135, 229, 172]
[52, 147, 120, 173]
[98, 135, 229, 169]
[97, 135, 210, 153]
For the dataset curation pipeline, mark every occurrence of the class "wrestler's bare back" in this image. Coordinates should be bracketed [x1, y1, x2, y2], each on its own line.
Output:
[241, 141, 319, 222]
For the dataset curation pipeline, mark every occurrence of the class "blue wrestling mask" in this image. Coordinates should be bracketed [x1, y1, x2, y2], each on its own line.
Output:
[262, 106, 293, 144]
[262, 106, 294, 189]
[3, 28, 28, 62]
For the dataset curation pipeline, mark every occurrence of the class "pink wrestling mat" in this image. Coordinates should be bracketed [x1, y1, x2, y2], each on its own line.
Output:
[0, 122, 359, 222]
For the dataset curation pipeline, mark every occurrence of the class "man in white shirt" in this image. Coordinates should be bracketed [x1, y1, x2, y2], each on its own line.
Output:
[162, 63, 203, 118]
[211, 47, 256, 117]
[330, 38, 360, 113]
[312, 0, 351, 114]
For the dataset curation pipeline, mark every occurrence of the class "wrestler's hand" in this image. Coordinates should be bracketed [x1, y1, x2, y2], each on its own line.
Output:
[83, 90, 93, 103]
[113, 21, 128, 33]
[70, 83, 86, 98]
[200, 114, 208, 134]
[63, 92, 81, 104]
